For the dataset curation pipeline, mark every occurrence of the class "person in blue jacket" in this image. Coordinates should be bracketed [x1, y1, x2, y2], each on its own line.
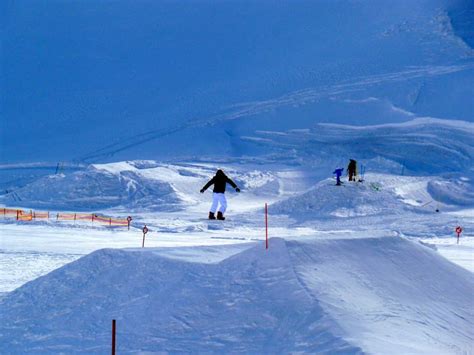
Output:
[333, 168, 344, 186]
[200, 169, 240, 220]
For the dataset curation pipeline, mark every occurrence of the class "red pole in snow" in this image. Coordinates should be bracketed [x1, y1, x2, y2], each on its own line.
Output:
[456, 226, 463, 245]
[111, 319, 116, 355]
[265, 203, 268, 250]
[142, 225, 149, 248]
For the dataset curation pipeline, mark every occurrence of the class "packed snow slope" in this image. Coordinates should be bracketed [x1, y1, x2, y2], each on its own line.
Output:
[2, 0, 474, 164]
[0, 237, 472, 354]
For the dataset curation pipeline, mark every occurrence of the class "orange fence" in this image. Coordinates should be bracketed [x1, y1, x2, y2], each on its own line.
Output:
[2, 207, 131, 228]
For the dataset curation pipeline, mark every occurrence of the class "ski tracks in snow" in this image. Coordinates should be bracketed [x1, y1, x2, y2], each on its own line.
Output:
[76, 63, 474, 163]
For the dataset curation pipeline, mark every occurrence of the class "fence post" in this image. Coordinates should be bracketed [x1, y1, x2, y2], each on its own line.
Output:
[109, 217, 112, 227]
[265, 203, 268, 250]
[111, 319, 116, 355]
[16, 210, 19, 221]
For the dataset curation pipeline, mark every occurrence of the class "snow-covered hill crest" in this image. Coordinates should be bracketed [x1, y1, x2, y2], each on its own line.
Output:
[0, 237, 472, 354]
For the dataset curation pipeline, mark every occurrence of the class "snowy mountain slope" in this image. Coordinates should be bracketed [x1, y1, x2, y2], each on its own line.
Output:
[0, 237, 472, 354]
[2, 0, 473, 164]
[2, 118, 473, 211]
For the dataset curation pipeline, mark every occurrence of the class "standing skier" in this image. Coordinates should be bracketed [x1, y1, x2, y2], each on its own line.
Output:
[333, 168, 344, 186]
[200, 169, 240, 220]
[347, 159, 357, 181]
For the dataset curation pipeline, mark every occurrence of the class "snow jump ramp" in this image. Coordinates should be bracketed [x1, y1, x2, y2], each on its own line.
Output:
[0, 237, 472, 354]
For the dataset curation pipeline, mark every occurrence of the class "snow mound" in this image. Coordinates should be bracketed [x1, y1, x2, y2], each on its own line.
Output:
[271, 172, 474, 219]
[0, 164, 180, 211]
[271, 176, 407, 219]
[1, 237, 472, 353]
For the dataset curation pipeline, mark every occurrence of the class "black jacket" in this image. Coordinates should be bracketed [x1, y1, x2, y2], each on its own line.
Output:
[347, 159, 357, 174]
[201, 170, 238, 193]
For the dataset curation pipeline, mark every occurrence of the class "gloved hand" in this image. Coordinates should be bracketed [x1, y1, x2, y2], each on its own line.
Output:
[200, 189, 205, 193]
[235, 187, 240, 192]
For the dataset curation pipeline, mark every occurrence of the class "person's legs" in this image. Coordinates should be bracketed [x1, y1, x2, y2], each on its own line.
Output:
[217, 193, 227, 213]
[210, 193, 219, 213]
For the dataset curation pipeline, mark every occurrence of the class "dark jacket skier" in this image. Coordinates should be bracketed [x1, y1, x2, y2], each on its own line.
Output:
[200, 169, 240, 220]
[347, 159, 357, 181]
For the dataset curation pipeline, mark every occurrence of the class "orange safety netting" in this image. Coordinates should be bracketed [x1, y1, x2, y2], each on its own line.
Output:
[2, 207, 130, 227]
[33, 211, 50, 219]
[2, 208, 20, 216]
[56, 213, 89, 221]
[93, 215, 129, 226]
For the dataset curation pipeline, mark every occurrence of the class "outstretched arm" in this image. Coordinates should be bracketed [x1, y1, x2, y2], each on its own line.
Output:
[226, 177, 240, 192]
[200, 177, 215, 193]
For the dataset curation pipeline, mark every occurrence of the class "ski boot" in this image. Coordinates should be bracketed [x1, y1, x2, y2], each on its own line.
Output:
[208, 212, 216, 220]
[217, 211, 225, 220]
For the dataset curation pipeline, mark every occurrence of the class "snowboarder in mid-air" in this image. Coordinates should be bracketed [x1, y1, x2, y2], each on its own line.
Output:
[200, 169, 240, 220]
[333, 168, 344, 186]
[347, 159, 357, 181]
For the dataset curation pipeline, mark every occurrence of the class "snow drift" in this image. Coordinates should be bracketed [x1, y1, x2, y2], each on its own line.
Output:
[243, 118, 474, 175]
[1, 237, 472, 354]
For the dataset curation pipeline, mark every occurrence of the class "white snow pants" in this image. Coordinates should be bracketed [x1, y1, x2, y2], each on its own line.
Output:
[210, 193, 227, 213]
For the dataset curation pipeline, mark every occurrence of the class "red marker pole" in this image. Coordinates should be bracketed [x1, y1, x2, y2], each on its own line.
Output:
[265, 203, 268, 250]
[142, 225, 149, 248]
[111, 319, 116, 355]
[456, 226, 463, 245]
